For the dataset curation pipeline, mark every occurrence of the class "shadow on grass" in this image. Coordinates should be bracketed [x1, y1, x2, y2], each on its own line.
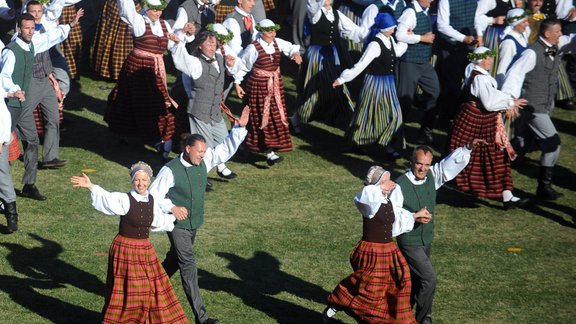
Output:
[513, 189, 576, 229]
[198, 251, 346, 323]
[552, 115, 576, 137]
[0, 233, 103, 323]
[512, 157, 576, 194]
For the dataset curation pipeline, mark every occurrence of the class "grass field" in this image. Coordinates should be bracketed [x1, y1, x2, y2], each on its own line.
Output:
[0, 54, 575, 324]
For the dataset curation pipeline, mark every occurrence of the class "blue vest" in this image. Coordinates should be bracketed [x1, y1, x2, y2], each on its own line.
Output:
[501, 34, 526, 72]
[400, 4, 433, 64]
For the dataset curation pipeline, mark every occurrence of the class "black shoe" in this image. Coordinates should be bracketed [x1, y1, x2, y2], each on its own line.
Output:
[217, 168, 237, 180]
[201, 318, 219, 324]
[267, 155, 284, 166]
[38, 158, 68, 169]
[386, 150, 401, 160]
[415, 128, 434, 145]
[503, 197, 529, 210]
[19, 184, 47, 201]
[205, 179, 213, 192]
[536, 184, 564, 200]
[556, 99, 576, 110]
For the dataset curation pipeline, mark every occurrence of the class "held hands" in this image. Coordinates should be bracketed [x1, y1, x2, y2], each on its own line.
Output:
[70, 8, 84, 28]
[183, 22, 196, 36]
[421, 32, 435, 44]
[332, 79, 342, 88]
[494, 16, 506, 25]
[167, 33, 180, 44]
[171, 206, 189, 221]
[9, 90, 25, 102]
[235, 83, 245, 99]
[235, 105, 250, 127]
[513, 98, 528, 109]
[467, 138, 488, 150]
[414, 207, 432, 224]
[70, 173, 94, 190]
[291, 53, 303, 65]
[225, 54, 236, 68]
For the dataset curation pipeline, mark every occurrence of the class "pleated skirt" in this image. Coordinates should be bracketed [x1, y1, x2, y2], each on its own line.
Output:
[59, 5, 83, 79]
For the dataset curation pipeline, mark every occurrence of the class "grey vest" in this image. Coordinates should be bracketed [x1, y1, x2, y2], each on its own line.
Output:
[225, 10, 253, 49]
[188, 55, 225, 123]
[523, 39, 560, 114]
[32, 29, 53, 79]
[180, 0, 215, 35]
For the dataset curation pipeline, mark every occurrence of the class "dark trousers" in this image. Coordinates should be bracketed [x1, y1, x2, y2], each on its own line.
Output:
[163, 228, 208, 324]
[397, 60, 440, 130]
[399, 244, 436, 324]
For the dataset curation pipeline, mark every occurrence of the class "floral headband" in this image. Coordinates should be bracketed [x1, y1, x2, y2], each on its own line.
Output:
[206, 24, 233, 44]
[255, 23, 280, 33]
[467, 49, 496, 62]
[506, 10, 529, 25]
[143, 0, 168, 11]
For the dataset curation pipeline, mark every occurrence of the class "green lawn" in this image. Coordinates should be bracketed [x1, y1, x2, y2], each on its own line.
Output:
[0, 57, 575, 323]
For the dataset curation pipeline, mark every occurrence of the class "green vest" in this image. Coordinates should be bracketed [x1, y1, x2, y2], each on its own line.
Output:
[5, 40, 34, 108]
[396, 170, 437, 246]
[167, 158, 207, 230]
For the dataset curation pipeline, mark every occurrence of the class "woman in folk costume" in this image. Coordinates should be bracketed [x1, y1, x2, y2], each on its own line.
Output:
[333, 12, 406, 157]
[495, 8, 530, 86]
[91, 0, 141, 80]
[105, 0, 179, 162]
[449, 47, 528, 209]
[70, 162, 188, 323]
[323, 166, 429, 323]
[233, 19, 302, 165]
[56, 0, 84, 80]
[296, 0, 368, 126]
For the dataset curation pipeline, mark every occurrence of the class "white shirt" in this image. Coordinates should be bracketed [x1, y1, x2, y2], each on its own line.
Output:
[0, 25, 70, 93]
[556, 0, 576, 22]
[354, 184, 416, 237]
[21, 0, 65, 30]
[89, 186, 176, 232]
[336, 33, 407, 85]
[502, 35, 576, 99]
[467, 64, 514, 111]
[475, 0, 509, 36]
[496, 29, 528, 87]
[361, 0, 406, 29]
[149, 126, 248, 213]
[118, 0, 176, 50]
[172, 0, 221, 43]
[396, 0, 429, 44]
[389, 146, 472, 218]
[233, 36, 300, 84]
[437, 0, 483, 42]
[307, 0, 369, 44]
[170, 41, 241, 81]
[222, 6, 257, 56]
[0, 87, 10, 145]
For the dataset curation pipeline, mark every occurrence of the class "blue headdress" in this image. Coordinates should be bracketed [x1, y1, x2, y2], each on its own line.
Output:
[365, 12, 397, 47]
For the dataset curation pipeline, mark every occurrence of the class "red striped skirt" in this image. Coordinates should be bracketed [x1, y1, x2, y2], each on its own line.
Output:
[105, 50, 176, 142]
[450, 102, 513, 198]
[59, 5, 83, 79]
[243, 70, 292, 153]
[328, 240, 416, 323]
[8, 132, 21, 162]
[102, 234, 188, 323]
[91, 0, 137, 80]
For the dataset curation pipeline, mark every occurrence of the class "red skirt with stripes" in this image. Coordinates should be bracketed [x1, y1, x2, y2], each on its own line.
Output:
[105, 52, 176, 142]
[328, 240, 416, 323]
[450, 101, 513, 199]
[8, 132, 21, 162]
[59, 5, 83, 79]
[102, 234, 188, 323]
[243, 72, 292, 153]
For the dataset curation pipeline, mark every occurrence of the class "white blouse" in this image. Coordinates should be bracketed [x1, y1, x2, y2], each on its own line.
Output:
[307, 0, 369, 44]
[117, 0, 176, 49]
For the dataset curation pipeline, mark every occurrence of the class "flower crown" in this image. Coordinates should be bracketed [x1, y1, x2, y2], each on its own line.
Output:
[506, 10, 529, 25]
[206, 24, 233, 44]
[143, 0, 167, 11]
[467, 49, 497, 62]
[255, 23, 280, 33]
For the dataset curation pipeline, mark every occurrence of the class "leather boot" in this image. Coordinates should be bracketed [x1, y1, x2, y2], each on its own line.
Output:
[536, 166, 564, 200]
[4, 201, 18, 233]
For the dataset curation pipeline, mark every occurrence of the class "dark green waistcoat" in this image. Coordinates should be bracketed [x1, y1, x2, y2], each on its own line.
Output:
[167, 158, 207, 230]
[396, 170, 436, 246]
[5, 41, 34, 108]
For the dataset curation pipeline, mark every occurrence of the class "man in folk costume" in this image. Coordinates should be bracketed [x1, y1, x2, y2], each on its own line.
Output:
[1, 13, 74, 201]
[233, 19, 302, 165]
[24, 0, 83, 170]
[393, 142, 481, 324]
[222, 0, 258, 56]
[150, 107, 250, 324]
[501, 18, 574, 200]
[173, 0, 219, 42]
[396, 0, 439, 145]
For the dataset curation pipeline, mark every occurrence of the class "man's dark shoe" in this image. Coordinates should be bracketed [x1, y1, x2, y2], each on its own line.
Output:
[556, 99, 576, 110]
[536, 184, 564, 200]
[201, 318, 219, 324]
[19, 184, 47, 201]
[38, 158, 68, 169]
[503, 197, 529, 210]
[205, 179, 213, 192]
[415, 127, 434, 145]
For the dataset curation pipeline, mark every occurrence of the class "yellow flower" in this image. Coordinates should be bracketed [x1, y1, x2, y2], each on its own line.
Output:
[532, 13, 545, 21]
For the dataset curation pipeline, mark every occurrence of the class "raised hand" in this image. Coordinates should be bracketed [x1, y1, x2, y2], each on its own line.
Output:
[71, 173, 93, 190]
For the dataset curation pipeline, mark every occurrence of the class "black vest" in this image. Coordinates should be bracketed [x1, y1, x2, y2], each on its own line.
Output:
[310, 9, 341, 47]
[367, 37, 396, 76]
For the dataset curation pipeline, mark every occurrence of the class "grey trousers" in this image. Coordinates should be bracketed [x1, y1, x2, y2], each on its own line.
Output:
[0, 142, 16, 203]
[252, 0, 266, 23]
[397, 61, 440, 129]
[163, 228, 208, 324]
[8, 104, 39, 185]
[27, 76, 62, 162]
[528, 112, 561, 167]
[289, 0, 307, 52]
[399, 244, 436, 324]
[188, 115, 229, 149]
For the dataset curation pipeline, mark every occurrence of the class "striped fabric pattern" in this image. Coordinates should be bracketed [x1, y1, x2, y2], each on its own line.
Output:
[8, 132, 21, 162]
[91, 0, 138, 80]
[348, 73, 402, 147]
[338, 2, 364, 52]
[215, 5, 235, 23]
[328, 240, 416, 323]
[298, 45, 354, 123]
[482, 25, 505, 77]
[556, 61, 575, 100]
[450, 101, 513, 199]
[102, 235, 188, 323]
[105, 23, 176, 142]
[244, 41, 292, 153]
[59, 5, 83, 79]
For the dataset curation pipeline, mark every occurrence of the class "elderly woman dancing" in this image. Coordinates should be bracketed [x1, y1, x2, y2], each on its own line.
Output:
[71, 162, 188, 323]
